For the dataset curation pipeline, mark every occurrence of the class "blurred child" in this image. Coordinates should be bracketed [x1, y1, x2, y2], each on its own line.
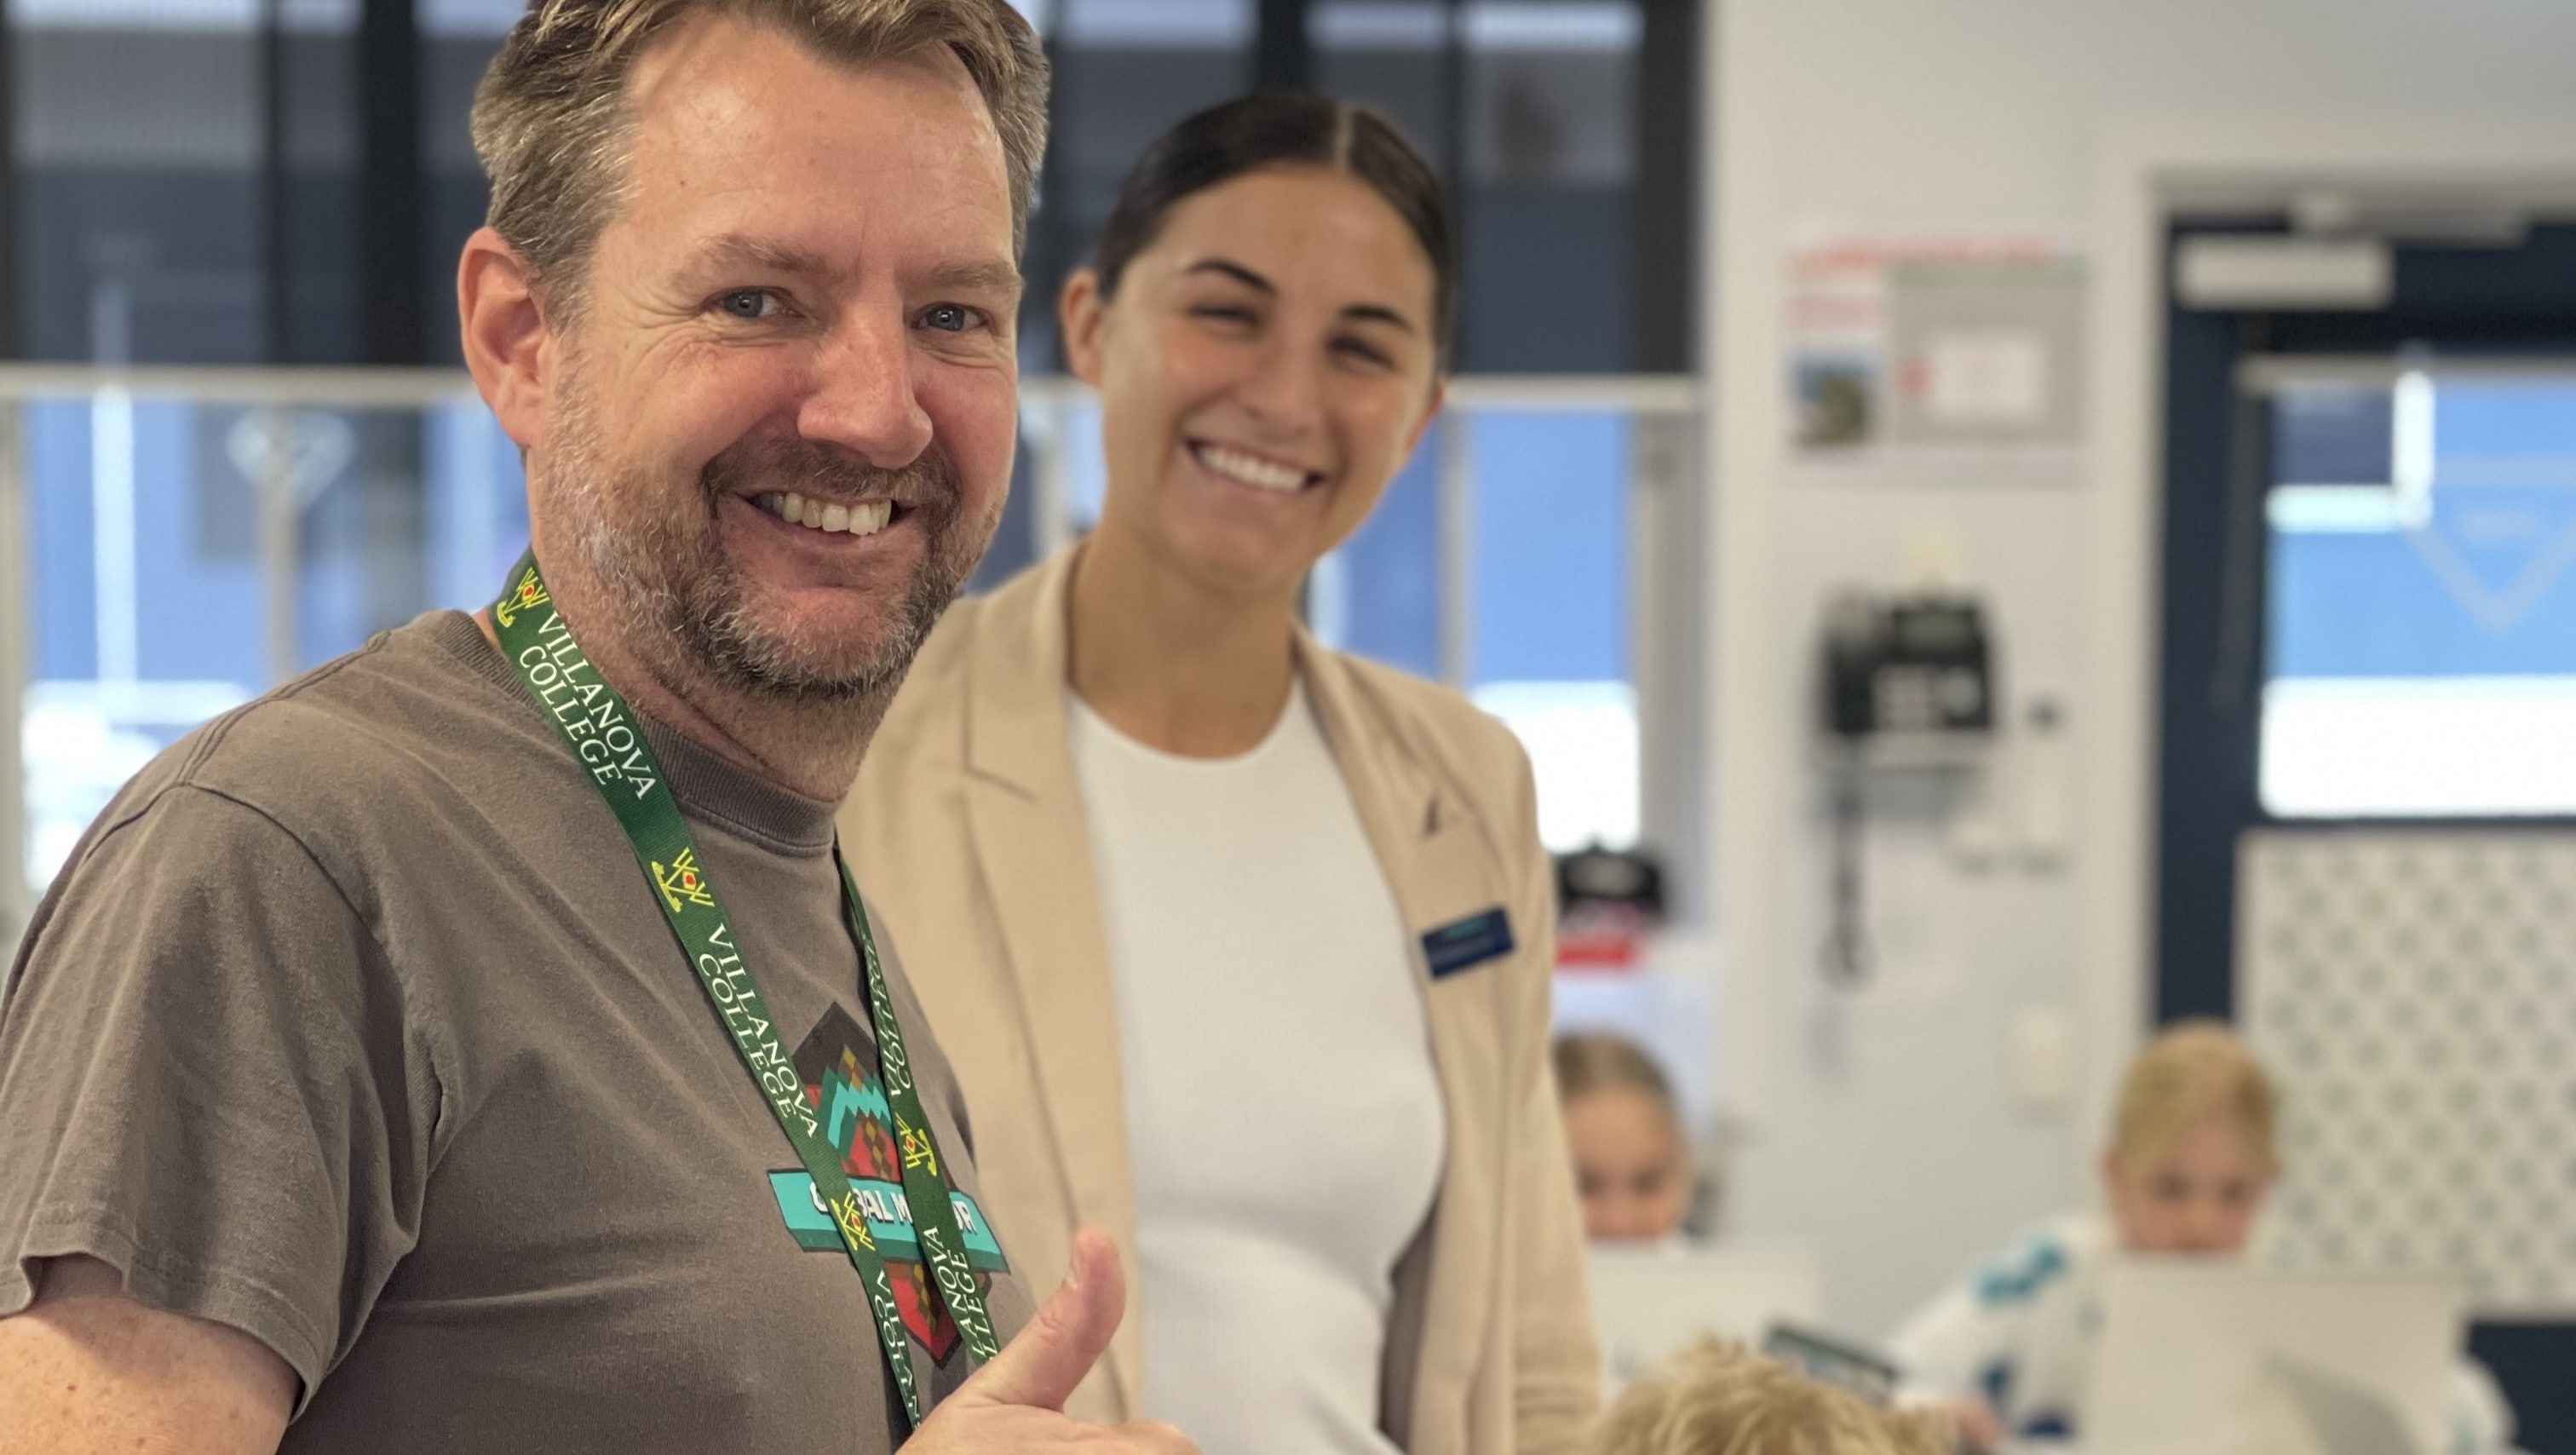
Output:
[1594, 1337, 1946, 1455]
[1555, 1032, 1695, 1243]
[1888, 1019, 2514, 1452]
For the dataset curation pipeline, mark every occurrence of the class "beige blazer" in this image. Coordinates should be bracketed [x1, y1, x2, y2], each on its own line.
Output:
[842, 546, 1600, 1454]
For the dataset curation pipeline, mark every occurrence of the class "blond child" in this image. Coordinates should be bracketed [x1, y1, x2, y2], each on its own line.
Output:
[1554, 1032, 1696, 1243]
[1888, 1020, 2514, 1452]
[1594, 1337, 1946, 1455]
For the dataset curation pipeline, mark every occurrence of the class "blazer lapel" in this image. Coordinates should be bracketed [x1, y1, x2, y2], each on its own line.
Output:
[958, 549, 1146, 1416]
[1297, 639, 1510, 1453]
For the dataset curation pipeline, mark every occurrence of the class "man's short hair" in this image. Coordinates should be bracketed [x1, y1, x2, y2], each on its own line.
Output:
[471, 0, 1048, 319]
[1593, 1339, 1946, 1455]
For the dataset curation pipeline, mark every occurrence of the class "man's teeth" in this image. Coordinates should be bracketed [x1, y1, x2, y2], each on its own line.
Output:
[754, 492, 894, 537]
[1194, 442, 1312, 493]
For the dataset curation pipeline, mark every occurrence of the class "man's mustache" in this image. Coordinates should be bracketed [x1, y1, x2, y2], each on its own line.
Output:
[700, 439, 963, 517]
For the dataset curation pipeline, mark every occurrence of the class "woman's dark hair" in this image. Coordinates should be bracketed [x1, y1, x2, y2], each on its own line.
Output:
[1089, 91, 1458, 365]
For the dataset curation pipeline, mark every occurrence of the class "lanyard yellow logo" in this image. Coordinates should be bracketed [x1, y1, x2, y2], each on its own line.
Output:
[652, 848, 716, 914]
[899, 1116, 941, 1176]
[492, 566, 549, 630]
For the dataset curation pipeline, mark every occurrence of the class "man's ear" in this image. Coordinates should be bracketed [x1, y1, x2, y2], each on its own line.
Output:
[457, 227, 555, 449]
[1058, 267, 1109, 386]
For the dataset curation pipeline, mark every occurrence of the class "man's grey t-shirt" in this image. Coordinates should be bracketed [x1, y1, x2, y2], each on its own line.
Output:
[0, 611, 1034, 1451]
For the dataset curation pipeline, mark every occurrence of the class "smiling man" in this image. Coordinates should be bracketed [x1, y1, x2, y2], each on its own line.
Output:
[0, 5, 1191, 1455]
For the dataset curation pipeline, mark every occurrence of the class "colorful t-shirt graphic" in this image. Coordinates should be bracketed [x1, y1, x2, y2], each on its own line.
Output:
[763, 1003, 1009, 1365]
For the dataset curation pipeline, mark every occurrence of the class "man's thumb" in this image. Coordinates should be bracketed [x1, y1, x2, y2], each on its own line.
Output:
[953, 1225, 1123, 1412]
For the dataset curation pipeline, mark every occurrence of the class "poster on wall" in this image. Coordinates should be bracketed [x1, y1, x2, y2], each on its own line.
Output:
[1787, 231, 2088, 477]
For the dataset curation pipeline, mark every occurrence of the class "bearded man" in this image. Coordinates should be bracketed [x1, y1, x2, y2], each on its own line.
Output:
[0, 5, 1191, 1454]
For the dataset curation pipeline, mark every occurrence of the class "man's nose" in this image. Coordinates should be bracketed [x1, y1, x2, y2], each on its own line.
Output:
[798, 308, 935, 468]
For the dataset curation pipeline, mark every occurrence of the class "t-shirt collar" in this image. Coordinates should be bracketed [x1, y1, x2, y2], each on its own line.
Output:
[430, 609, 841, 854]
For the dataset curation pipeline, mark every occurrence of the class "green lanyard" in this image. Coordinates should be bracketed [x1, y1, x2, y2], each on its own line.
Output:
[489, 550, 998, 1431]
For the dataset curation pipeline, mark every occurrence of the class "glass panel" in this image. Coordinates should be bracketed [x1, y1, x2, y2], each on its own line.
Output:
[1463, 409, 1633, 849]
[1467, 411, 1628, 683]
[12, 3, 279, 362]
[1019, 0, 1255, 370]
[2274, 383, 2395, 487]
[424, 6, 511, 366]
[1058, 397, 1113, 534]
[2262, 375, 2576, 817]
[18, 391, 523, 895]
[20, 0, 371, 361]
[1310, 1, 1454, 173]
[1453, 0, 1641, 373]
[299, 404, 527, 666]
[1312, 428, 1443, 681]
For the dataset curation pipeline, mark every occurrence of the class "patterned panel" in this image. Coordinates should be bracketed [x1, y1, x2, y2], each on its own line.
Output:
[2240, 831, 2576, 1317]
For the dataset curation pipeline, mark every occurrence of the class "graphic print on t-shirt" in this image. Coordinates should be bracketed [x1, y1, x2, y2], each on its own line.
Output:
[762, 1003, 1009, 1362]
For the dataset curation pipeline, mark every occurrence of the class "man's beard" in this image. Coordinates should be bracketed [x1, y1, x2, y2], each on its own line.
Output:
[541, 382, 985, 710]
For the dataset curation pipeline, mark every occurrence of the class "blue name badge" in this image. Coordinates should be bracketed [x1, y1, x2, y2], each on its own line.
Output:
[1422, 906, 1515, 979]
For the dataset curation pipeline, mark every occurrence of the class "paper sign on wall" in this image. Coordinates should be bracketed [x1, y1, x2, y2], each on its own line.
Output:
[1788, 232, 2087, 465]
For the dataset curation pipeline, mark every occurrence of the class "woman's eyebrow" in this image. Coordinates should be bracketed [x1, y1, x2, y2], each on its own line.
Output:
[1183, 258, 1276, 292]
[1184, 258, 1419, 335]
[1340, 302, 1418, 335]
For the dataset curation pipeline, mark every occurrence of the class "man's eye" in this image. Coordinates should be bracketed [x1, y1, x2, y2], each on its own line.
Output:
[716, 290, 780, 320]
[922, 303, 977, 333]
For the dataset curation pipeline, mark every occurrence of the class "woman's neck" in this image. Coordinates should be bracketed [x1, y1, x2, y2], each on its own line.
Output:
[1067, 526, 1299, 758]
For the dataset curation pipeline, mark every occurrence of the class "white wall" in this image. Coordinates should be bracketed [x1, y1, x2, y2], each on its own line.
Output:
[1701, 0, 2576, 1339]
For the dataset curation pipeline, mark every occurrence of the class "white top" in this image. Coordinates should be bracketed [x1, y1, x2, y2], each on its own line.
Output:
[1889, 1213, 2518, 1453]
[1069, 676, 1446, 1455]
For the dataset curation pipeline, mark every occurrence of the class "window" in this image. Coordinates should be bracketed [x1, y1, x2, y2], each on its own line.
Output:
[6, 0, 504, 366]
[14, 383, 521, 898]
[1462, 409, 1636, 850]
[2260, 366, 2576, 817]
[11, 0, 308, 363]
[1013, 0, 1256, 371]
[1313, 0, 1672, 373]
[4, 0, 1705, 933]
[1012, 0, 1690, 377]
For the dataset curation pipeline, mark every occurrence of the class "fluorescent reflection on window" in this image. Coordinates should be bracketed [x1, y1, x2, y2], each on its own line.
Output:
[12, 0, 354, 29]
[2262, 677, 2576, 818]
[1471, 680, 1638, 851]
[24, 680, 251, 895]
[2261, 375, 2576, 819]
[1059, 0, 1251, 47]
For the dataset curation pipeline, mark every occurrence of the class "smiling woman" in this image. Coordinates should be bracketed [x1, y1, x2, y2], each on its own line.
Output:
[843, 90, 1601, 1455]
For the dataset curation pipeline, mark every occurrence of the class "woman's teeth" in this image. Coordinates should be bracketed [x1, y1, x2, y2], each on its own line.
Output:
[1193, 442, 1314, 493]
[752, 492, 894, 537]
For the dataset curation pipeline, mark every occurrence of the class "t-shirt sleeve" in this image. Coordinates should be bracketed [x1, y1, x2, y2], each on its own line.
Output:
[0, 782, 438, 1407]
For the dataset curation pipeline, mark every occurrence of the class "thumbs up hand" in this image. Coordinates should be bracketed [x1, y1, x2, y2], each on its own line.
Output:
[907, 1227, 1198, 1454]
